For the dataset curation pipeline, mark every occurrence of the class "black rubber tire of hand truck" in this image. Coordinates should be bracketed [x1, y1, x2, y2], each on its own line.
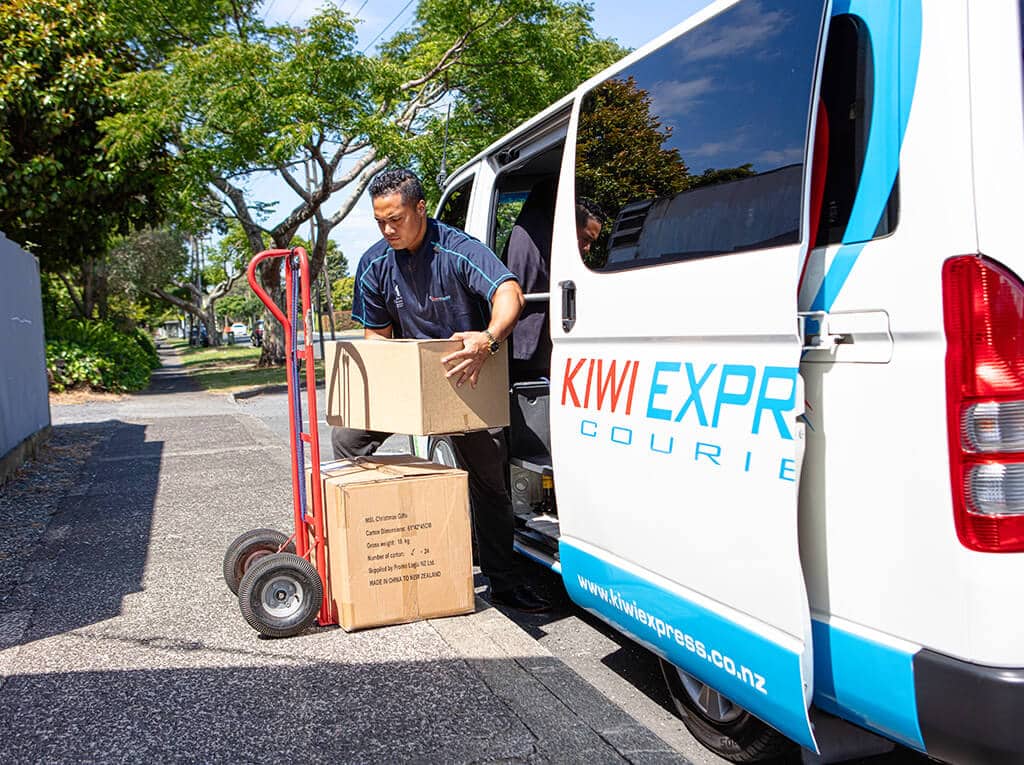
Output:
[237, 552, 322, 638]
[223, 528, 296, 595]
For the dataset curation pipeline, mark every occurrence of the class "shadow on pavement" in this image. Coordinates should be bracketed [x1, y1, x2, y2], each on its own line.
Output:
[0, 657, 607, 763]
[7, 420, 162, 648]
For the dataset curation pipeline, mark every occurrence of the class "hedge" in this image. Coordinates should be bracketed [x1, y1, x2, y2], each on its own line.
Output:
[46, 319, 160, 393]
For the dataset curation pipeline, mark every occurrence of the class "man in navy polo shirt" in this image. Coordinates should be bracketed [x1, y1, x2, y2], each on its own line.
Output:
[331, 168, 550, 613]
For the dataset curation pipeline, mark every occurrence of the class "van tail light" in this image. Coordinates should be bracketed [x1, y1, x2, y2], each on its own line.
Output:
[943, 255, 1024, 551]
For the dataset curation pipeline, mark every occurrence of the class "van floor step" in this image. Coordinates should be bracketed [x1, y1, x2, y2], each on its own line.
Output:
[525, 513, 560, 538]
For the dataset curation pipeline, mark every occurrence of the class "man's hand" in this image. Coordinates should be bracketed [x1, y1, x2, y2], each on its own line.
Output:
[441, 331, 492, 388]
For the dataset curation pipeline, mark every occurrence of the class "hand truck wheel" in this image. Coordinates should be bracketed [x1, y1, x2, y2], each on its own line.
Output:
[237, 552, 322, 638]
[223, 528, 296, 595]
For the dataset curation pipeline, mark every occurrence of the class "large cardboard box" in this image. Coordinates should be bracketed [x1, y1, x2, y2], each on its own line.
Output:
[307, 455, 475, 631]
[324, 339, 509, 435]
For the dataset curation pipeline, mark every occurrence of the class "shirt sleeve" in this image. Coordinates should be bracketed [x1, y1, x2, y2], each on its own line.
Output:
[451, 238, 519, 302]
[351, 253, 392, 328]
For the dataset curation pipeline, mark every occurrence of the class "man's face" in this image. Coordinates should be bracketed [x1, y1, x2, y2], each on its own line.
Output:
[577, 216, 602, 256]
[373, 191, 427, 251]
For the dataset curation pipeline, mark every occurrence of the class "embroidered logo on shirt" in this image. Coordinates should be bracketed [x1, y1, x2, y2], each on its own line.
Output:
[394, 284, 405, 309]
[429, 295, 452, 302]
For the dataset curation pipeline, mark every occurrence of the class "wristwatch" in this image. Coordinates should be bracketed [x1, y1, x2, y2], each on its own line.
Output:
[483, 329, 501, 356]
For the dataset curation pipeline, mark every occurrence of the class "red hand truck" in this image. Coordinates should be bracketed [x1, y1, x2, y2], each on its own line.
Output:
[222, 247, 333, 637]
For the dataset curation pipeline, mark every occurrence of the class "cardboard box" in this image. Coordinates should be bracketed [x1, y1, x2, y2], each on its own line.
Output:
[307, 455, 475, 631]
[324, 339, 509, 435]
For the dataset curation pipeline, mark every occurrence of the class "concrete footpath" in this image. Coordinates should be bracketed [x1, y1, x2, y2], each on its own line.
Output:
[0, 346, 686, 764]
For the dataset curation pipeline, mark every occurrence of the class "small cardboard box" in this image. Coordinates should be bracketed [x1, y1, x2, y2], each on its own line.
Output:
[307, 455, 475, 632]
[324, 339, 510, 435]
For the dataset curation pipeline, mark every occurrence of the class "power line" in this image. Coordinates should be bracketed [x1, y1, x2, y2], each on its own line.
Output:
[361, 0, 415, 52]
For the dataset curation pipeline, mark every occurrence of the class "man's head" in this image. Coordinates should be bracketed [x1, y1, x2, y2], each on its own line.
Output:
[575, 198, 605, 257]
[369, 168, 428, 252]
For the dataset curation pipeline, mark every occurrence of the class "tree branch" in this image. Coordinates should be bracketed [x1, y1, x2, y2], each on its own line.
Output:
[329, 147, 378, 193]
[148, 286, 201, 316]
[400, 27, 475, 92]
[57, 272, 87, 318]
[279, 163, 311, 201]
[328, 157, 389, 228]
[210, 175, 267, 254]
[209, 268, 247, 300]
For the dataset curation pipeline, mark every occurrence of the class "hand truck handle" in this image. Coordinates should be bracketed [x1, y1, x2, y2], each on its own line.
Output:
[246, 248, 293, 324]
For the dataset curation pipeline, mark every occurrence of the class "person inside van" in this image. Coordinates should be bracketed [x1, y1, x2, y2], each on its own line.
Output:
[575, 197, 605, 259]
[505, 188, 607, 381]
[332, 168, 551, 614]
[505, 178, 556, 383]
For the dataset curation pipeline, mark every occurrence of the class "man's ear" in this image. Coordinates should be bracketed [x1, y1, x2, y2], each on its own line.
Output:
[416, 199, 427, 217]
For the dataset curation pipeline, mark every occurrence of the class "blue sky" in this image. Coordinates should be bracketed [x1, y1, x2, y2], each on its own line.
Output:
[256, 0, 710, 265]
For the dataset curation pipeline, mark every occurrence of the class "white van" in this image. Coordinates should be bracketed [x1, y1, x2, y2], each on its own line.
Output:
[430, 1, 1024, 762]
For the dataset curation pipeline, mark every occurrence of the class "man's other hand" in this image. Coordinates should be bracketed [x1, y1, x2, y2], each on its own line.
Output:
[441, 331, 491, 388]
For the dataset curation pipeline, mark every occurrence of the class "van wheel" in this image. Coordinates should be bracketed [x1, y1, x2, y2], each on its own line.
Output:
[428, 436, 478, 564]
[428, 436, 461, 468]
[659, 659, 795, 762]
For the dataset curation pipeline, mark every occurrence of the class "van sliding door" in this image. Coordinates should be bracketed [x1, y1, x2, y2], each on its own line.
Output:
[549, 0, 830, 751]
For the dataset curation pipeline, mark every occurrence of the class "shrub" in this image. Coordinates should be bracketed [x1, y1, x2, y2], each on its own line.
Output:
[46, 318, 158, 392]
[331, 310, 362, 331]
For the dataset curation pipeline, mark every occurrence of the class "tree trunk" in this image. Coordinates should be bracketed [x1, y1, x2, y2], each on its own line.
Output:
[204, 308, 221, 347]
[257, 283, 287, 367]
[81, 261, 96, 319]
[256, 252, 287, 367]
[95, 257, 110, 321]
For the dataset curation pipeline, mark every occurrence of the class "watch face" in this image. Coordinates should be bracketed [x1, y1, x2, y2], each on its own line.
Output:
[489, 340, 500, 355]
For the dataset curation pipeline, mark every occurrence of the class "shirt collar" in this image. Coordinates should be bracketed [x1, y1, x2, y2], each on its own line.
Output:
[394, 218, 437, 258]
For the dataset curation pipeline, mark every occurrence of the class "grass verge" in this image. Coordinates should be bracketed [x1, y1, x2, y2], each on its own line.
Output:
[189, 361, 324, 392]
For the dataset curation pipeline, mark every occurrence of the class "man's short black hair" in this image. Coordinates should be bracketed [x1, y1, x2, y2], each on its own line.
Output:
[368, 168, 425, 205]
[575, 197, 606, 228]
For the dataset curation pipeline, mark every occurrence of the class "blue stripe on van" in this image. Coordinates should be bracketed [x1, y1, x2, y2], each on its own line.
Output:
[560, 540, 816, 751]
[810, 0, 922, 312]
[811, 619, 925, 751]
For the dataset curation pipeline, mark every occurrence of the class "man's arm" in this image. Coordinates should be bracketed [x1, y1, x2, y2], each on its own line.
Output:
[364, 325, 393, 339]
[442, 279, 525, 387]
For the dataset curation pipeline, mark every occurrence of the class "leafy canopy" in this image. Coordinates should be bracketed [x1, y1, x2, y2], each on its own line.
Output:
[0, 0, 165, 269]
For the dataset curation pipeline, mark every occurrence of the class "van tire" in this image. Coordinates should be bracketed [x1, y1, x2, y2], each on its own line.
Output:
[428, 436, 461, 468]
[428, 436, 479, 564]
[659, 659, 795, 762]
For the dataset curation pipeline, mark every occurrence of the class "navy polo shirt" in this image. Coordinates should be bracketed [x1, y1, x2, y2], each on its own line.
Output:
[352, 219, 518, 339]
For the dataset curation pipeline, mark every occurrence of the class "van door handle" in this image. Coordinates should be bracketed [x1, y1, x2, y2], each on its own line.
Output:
[559, 280, 576, 332]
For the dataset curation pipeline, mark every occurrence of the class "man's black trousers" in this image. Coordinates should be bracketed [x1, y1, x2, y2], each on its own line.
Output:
[330, 426, 518, 592]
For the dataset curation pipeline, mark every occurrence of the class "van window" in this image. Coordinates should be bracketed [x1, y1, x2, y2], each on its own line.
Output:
[438, 178, 473, 230]
[816, 14, 897, 245]
[493, 191, 527, 261]
[574, 0, 824, 271]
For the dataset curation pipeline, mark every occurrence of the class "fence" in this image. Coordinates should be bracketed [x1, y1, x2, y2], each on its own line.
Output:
[0, 233, 50, 483]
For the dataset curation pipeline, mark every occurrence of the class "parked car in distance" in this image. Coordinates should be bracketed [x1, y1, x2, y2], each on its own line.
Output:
[230, 322, 248, 338]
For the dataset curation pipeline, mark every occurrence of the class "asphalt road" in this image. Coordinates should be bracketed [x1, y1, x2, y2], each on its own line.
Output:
[234, 387, 931, 765]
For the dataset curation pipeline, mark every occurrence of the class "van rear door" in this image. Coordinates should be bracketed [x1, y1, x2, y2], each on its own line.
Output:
[549, 0, 829, 750]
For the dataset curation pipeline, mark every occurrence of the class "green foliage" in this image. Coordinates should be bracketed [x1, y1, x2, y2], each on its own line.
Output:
[45, 317, 159, 392]
[108, 227, 189, 301]
[331, 276, 355, 311]
[0, 0, 166, 271]
[408, 0, 626, 201]
[40, 272, 76, 326]
[101, 7, 374, 232]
